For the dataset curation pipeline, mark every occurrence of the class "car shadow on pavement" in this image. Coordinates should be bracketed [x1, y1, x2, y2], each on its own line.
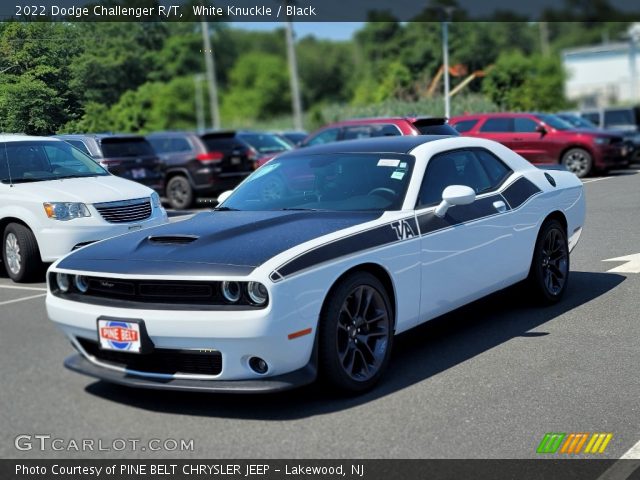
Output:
[85, 270, 625, 419]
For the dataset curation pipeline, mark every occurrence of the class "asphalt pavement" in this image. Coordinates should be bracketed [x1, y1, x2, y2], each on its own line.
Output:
[1, 168, 639, 459]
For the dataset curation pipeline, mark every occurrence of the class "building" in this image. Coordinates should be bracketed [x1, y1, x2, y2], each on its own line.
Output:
[563, 34, 640, 108]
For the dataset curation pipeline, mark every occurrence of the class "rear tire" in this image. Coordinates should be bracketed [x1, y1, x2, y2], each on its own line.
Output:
[2, 223, 42, 283]
[561, 148, 593, 178]
[527, 219, 569, 305]
[318, 272, 393, 393]
[166, 175, 194, 210]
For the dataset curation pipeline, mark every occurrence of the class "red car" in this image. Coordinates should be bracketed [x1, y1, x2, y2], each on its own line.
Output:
[449, 112, 629, 178]
[300, 116, 458, 148]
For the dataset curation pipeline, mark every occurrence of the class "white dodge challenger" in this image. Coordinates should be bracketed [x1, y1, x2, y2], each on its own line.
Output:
[47, 136, 585, 393]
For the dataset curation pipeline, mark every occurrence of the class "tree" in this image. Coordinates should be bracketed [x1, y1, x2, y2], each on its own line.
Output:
[482, 51, 567, 111]
[221, 53, 290, 122]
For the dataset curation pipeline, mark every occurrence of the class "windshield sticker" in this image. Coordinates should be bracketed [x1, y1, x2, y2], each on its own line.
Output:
[377, 159, 400, 167]
[391, 171, 406, 180]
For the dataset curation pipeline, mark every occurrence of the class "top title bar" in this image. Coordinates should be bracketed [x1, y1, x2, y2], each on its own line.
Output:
[3, 0, 640, 22]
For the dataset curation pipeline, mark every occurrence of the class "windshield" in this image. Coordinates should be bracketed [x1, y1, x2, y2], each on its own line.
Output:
[0, 140, 108, 184]
[237, 133, 293, 154]
[558, 114, 597, 129]
[535, 114, 574, 131]
[220, 153, 414, 211]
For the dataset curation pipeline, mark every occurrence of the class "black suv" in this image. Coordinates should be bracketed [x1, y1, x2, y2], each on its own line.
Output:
[55, 134, 164, 193]
[147, 131, 291, 209]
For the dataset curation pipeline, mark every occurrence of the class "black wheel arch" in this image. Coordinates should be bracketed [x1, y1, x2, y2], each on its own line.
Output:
[320, 263, 397, 332]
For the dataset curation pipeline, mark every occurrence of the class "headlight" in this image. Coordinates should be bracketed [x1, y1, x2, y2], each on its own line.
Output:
[43, 202, 90, 221]
[221, 281, 241, 303]
[55, 273, 70, 292]
[74, 275, 89, 293]
[247, 282, 268, 305]
[151, 192, 161, 209]
[594, 137, 609, 145]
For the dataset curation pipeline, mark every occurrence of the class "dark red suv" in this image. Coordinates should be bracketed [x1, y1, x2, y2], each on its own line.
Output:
[300, 116, 458, 148]
[449, 112, 629, 178]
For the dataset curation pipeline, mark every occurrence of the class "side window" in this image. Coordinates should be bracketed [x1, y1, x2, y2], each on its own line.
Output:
[479, 117, 513, 132]
[170, 138, 192, 152]
[67, 140, 92, 156]
[417, 150, 492, 207]
[452, 119, 478, 133]
[371, 124, 402, 137]
[305, 128, 340, 147]
[513, 118, 539, 133]
[603, 109, 634, 127]
[148, 137, 171, 154]
[342, 126, 372, 140]
[471, 149, 512, 187]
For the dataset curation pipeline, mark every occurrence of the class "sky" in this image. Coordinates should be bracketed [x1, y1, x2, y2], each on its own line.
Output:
[230, 22, 364, 41]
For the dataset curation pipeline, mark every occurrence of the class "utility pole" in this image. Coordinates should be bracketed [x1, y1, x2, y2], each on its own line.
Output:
[441, 8, 454, 119]
[284, 8, 303, 131]
[194, 74, 205, 132]
[201, 20, 221, 130]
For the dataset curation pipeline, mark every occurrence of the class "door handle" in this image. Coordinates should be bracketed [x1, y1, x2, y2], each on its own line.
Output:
[493, 200, 507, 213]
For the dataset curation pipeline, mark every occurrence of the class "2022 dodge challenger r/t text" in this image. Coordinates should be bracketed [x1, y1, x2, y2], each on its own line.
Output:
[46, 136, 585, 393]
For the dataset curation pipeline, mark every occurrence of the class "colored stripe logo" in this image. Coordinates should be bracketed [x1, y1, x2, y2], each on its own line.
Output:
[537, 433, 613, 454]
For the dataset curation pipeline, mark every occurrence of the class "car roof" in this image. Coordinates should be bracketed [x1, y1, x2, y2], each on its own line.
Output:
[322, 116, 446, 127]
[55, 133, 146, 140]
[276, 136, 453, 158]
[0, 134, 60, 143]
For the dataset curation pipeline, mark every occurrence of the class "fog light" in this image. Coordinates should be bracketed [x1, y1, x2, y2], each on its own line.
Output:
[247, 281, 268, 305]
[74, 275, 89, 293]
[249, 356, 268, 374]
[221, 281, 241, 303]
[56, 273, 70, 292]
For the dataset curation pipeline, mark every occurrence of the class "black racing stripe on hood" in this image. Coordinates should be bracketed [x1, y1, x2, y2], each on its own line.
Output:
[57, 210, 383, 275]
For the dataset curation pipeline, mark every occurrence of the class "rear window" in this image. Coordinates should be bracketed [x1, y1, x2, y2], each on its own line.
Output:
[413, 123, 459, 136]
[201, 134, 246, 153]
[452, 119, 478, 133]
[101, 138, 155, 157]
[148, 136, 193, 154]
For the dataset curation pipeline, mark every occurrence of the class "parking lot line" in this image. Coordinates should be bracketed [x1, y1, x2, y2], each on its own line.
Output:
[0, 293, 46, 306]
[0, 285, 47, 292]
[595, 439, 640, 480]
[582, 177, 614, 184]
[620, 439, 640, 459]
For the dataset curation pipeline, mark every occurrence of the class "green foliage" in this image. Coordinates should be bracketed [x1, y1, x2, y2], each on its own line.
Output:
[482, 51, 567, 110]
[221, 53, 290, 122]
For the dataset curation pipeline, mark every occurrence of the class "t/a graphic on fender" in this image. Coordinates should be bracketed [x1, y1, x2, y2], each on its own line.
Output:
[46, 135, 585, 394]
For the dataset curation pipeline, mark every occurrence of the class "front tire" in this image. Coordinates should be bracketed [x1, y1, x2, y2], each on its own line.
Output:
[528, 219, 569, 304]
[166, 175, 194, 210]
[318, 272, 393, 393]
[561, 148, 593, 178]
[2, 223, 42, 283]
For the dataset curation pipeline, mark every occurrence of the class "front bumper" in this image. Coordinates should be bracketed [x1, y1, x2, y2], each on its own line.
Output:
[593, 145, 630, 169]
[37, 211, 167, 262]
[64, 352, 316, 393]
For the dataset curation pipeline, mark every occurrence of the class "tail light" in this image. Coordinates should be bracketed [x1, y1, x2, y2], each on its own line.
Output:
[100, 160, 121, 167]
[196, 151, 224, 164]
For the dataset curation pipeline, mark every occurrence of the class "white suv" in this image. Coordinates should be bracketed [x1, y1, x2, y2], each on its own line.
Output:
[0, 135, 168, 282]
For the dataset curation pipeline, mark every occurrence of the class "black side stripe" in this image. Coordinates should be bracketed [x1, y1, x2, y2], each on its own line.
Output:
[502, 176, 541, 209]
[272, 177, 541, 280]
[275, 217, 419, 279]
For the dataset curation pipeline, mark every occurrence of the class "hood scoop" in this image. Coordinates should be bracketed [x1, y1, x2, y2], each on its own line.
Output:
[147, 235, 199, 245]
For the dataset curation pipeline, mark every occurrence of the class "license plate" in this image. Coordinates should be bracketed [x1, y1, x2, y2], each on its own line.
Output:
[131, 168, 147, 179]
[98, 319, 142, 353]
[230, 156, 241, 165]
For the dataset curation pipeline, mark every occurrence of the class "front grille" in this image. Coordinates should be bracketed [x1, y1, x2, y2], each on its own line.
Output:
[94, 198, 152, 223]
[78, 338, 222, 376]
[49, 273, 267, 310]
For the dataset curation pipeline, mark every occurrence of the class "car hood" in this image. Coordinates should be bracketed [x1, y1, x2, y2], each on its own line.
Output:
[56, 210, 382, 276]
[8, 175, 153, 203]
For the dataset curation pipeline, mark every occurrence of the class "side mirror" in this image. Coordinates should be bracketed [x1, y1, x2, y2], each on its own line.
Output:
[434, 185, 476, 218]
[217, 190, 233, 204]
[536, 124, 547, 135]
